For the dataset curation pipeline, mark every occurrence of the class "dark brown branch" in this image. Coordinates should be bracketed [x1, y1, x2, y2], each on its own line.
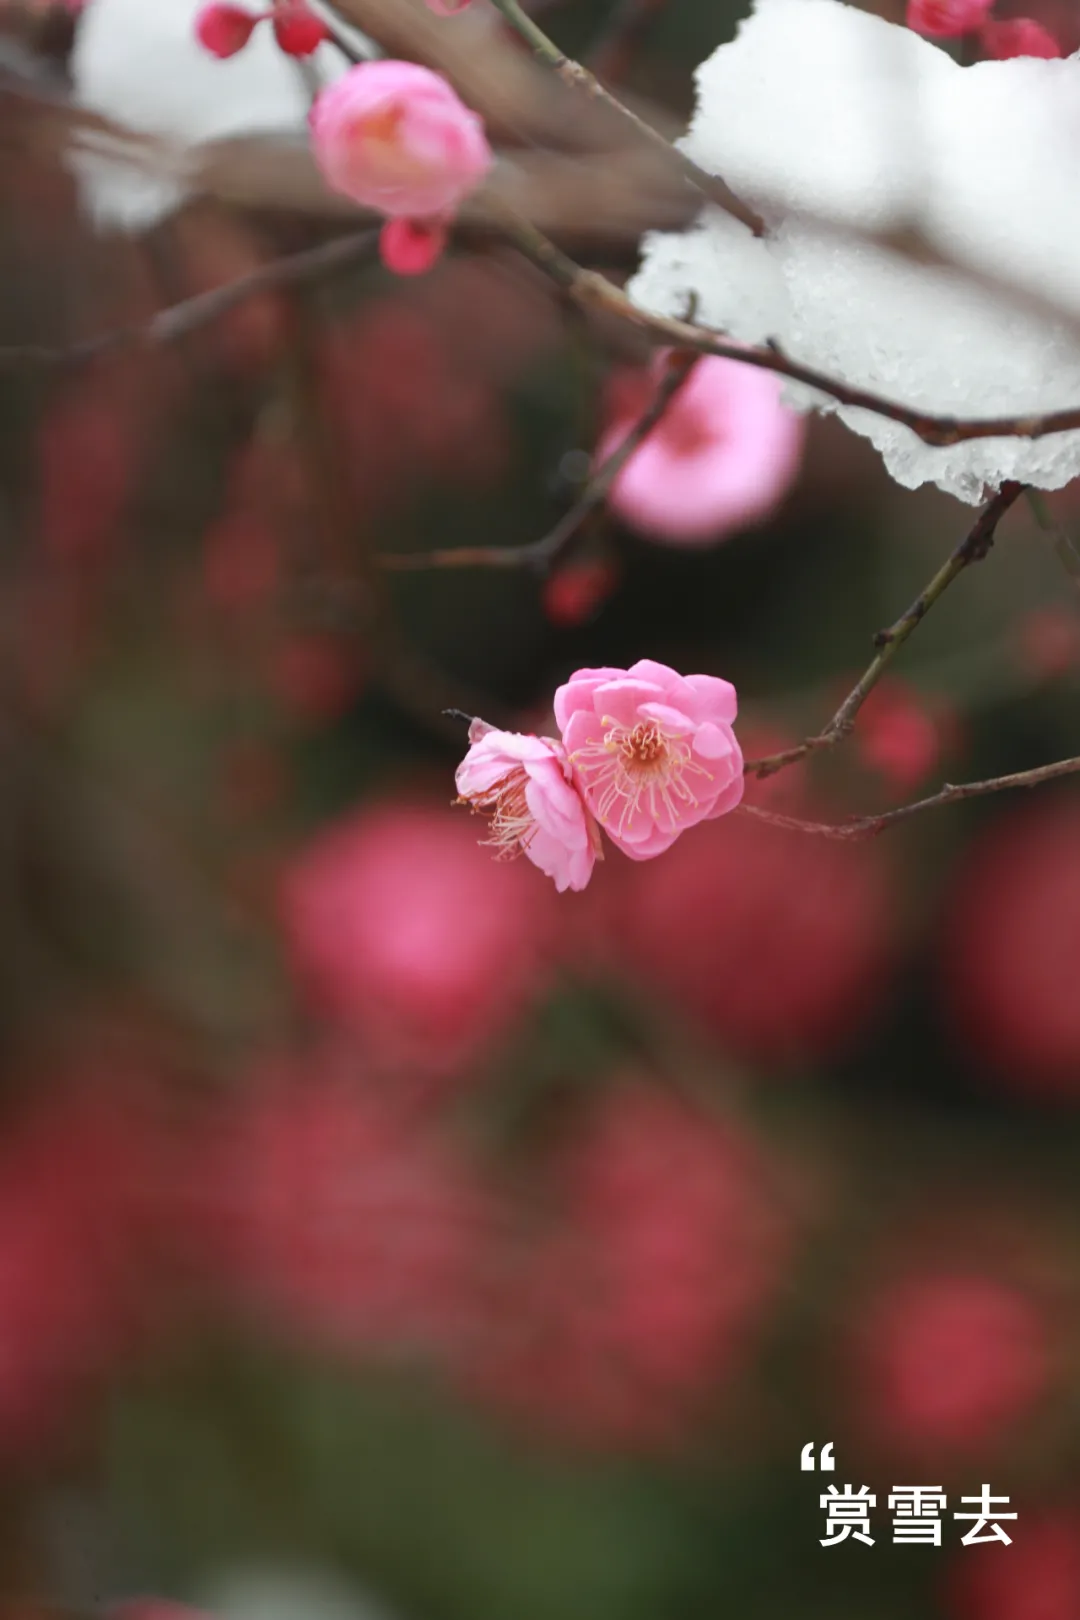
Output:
[0, 229, 380, 370]
[378, 350, 699, 573]
[739, 752, 1080, 840]
[487, 209, 1080, 448]
[745, 482, 1026, 779]
[484, 0, 766, 237]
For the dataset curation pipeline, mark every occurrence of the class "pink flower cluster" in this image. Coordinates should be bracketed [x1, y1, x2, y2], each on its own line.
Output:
[194, 0, 329, 59]
[309, 62, 492, 276]
[454, 660, 744, 892]
[906, 0, 1061, 57]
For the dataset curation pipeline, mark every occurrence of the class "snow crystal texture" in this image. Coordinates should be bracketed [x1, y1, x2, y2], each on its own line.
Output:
[629, 0, 1080, 502]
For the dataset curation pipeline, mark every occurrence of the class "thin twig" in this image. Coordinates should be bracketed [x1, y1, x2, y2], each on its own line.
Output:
[378, 351, 699, 573]
[745, 482, 1026, 778]
[739, 752, 1080, 840]
[484, 0, 766, 237]
[492, 206, 1080, 450]
[1025, 488, 1080, 595]
[0, 229, 380, 370]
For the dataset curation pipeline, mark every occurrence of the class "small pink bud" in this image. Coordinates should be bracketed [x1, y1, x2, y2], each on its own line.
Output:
[542, 559, 618, 628]
[272, 0, 329, 56]
[310, 61, 492, 221]
[980, 16, 1062, 57]
[905, 0, 993, 38]
[379, 217, 449, 277]
[194, 0, 261, 58]
[425, 0, 475, 11]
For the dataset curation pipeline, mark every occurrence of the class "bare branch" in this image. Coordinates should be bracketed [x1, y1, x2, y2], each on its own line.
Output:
[739, 752, 1080, 841]
[0, 229, 380, 370]
[744, 482, 1026, 779]
[378, 351, 699, 574]
[483, 0, 766, 237]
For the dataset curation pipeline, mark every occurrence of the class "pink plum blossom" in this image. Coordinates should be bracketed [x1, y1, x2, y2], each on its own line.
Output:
[455, 721, 601, 892]
[906, 0, 993, 37]
[196, 1068, 489, 1361]
[463, 1082, 789, 1449]
[554, 659, 744, 860]
[980, 16, 1062, 56]
[596, 355, 803, 545]
[309, 62, 491, 275]
[280, 801, 551, 1084]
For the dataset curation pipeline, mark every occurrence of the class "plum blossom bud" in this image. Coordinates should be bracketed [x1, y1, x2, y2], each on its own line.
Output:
[554, 659, 743, 860]
[309, 62, 491, 274]
[194, 0, 261, 58]
[597, 356, 803, 545]
[379, 217, 449, 277]
[980, 16, 1062, 56]
[425, 0, 475, 11]
[272, 0, 329, 55]
[455, 721, 601, 893]
[905, 0, 993, 37]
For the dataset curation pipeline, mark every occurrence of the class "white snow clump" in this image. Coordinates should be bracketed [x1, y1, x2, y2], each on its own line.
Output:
[70, 0, 354, 231]
[629, 0, 1080, 503]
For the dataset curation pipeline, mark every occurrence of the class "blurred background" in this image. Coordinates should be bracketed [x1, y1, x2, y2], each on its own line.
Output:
[0, 0, 1079, 1618]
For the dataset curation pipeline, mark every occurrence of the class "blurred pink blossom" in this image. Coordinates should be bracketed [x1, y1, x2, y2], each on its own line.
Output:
[944, 1508, 1080, 1620]
[906, 0, 993, 37]
[980, 16, 1062, 55]
[855, 1272, 1053, 1452]
[310, 63, 491, 275]
[596, 356, 803, 545]
[455, 721, 601, 892]
[610, 797, 894, 1066]
[541, 557, 619, 627]
[941, 799, 1080, 1097]
[465, 1082, 790, 1449]
[0, 1082, 178, 1452]
[425, 0, 475, 12]
[280, 800, 552, 1082]
[197, 1069, 490, 1361]
[856, 680, 949, 791]
[555, 659, 744, 859]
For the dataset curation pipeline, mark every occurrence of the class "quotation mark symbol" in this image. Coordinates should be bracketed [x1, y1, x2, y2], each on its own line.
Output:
[800, 1442, 835, 1471]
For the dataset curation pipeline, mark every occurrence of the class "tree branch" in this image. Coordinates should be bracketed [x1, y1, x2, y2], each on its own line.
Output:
[377, 350, 699, 573]
[0, 229, 380, 370]
[744, 481, 1026, 779]
[493, 206, 1080, 450]
[739, 752, 1080, 840]
[484, 0, 766, 237]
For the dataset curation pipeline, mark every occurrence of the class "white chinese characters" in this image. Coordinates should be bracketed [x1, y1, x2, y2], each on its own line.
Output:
[955, 1485, 1018, 1547]
[807, 1453, 1016, 1549]
[820, 1485, 875, 1546]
